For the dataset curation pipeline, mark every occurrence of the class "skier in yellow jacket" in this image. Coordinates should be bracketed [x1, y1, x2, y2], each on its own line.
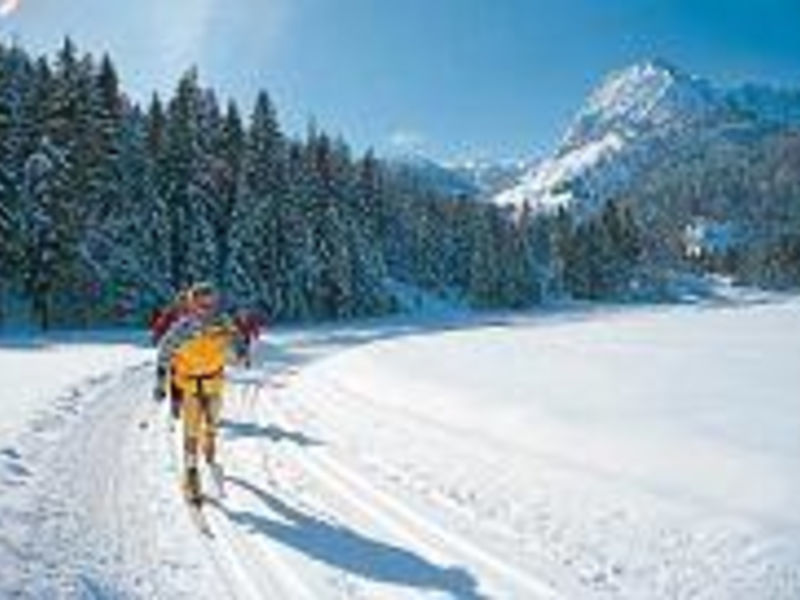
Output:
[155, 282, 243, 504]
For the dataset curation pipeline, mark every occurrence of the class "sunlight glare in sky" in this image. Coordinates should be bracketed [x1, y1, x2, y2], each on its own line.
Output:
[0, 0, 20, 18]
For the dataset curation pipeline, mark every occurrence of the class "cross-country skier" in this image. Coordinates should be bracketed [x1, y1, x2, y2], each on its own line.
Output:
[154, 282, 243, 505]
[150, 288, 192, 420]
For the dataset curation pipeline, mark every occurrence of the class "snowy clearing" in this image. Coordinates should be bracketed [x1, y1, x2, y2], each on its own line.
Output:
[1, 299, 799, 598]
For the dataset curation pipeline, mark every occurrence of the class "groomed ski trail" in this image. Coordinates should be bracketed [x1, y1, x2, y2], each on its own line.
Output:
[250, 382, 564, 599]
[190, 328, 568, 599]
[6, 301, 799, 599]
[208, 374, 562, 599]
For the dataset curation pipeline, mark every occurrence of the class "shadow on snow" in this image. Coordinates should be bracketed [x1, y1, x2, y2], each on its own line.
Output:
[220, 419, 323, 448]
[219, 475, 486, 599]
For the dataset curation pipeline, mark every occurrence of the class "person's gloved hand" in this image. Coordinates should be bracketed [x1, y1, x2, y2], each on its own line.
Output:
[153, 386, 166, 403]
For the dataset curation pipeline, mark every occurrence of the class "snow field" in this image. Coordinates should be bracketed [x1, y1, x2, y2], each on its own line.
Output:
[2, 299, 798, 598]
[280, 299, 800, 598]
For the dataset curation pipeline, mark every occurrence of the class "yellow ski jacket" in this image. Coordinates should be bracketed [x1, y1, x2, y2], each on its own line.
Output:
[157, 313, 239, 398]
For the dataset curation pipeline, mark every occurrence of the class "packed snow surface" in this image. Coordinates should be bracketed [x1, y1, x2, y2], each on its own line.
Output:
[1, 299, 798, 598]
[0, 331, 151, 441]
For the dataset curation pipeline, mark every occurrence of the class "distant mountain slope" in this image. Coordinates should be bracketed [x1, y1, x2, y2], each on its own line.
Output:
[384, 153, 480, 198]
[495, 59, 800, 213]
[384, 154, 532, 200]
[448, 158, 534, 198]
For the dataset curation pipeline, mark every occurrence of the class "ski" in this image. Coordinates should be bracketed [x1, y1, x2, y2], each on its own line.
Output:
[185, 495, 213, 537]
[208, 462, 227, 500]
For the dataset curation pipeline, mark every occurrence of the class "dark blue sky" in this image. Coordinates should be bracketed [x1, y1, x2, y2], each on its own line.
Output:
[4, 0, 800, 161]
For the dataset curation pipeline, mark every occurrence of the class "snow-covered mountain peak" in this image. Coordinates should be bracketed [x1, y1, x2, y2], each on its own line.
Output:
[563, 58, 720, 149]
[494, 58, 800, 213]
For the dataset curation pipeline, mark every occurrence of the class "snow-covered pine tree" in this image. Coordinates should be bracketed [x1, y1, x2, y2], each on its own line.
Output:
[230, 90, 286, 315]
[354, 150, 382, 243]
[0, 45, 34, 322]
[280, 140, 316, 321]
[503, 202, 540, 308]
[445, 201, 475, 295]
[526, 206, 559, 299]
[346, 151, 394, 315]
[467, 204, 502, 308]
[210, 100, 245, 293]
[19, 136, 72, 329]
[379, 178, 415, 284]
[183, 85, 222, 285]
[329, 138, 387, 315]
[303, 130, 352, 318]
[72, 52, 129, 323]
[33, 40, 90, 324]
[140, 93, 173, 305]
[83, 105, 171, 323]
[163, 68, 211, 289]
[0, 38, 570, 328]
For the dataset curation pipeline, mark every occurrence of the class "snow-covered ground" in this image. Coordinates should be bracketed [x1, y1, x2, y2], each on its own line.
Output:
[0, 331, 151, 442]
[1, 298, 799, 598]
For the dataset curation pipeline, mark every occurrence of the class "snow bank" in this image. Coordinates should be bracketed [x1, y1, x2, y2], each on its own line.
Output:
[0, 331, 151, 442]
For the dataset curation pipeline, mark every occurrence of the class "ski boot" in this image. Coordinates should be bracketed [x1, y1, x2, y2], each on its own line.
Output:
[183, 467, 202, 505]
[170, 396, 182, 420]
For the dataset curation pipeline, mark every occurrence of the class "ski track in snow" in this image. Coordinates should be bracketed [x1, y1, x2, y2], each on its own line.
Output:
[1, 323, 565, 599]
[1, 362, 233, 599]
[206, 369, 561, 598]
[2, 299, 799, 598]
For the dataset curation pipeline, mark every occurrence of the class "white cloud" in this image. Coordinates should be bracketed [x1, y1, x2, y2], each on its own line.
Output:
[388, 129, 427, 152]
